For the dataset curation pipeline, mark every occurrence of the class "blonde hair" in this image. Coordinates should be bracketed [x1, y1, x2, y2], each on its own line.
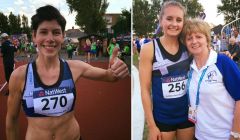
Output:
[86, 38, 91, 46]
[181, 19, 211, 47]
[159, 0, 186, 22]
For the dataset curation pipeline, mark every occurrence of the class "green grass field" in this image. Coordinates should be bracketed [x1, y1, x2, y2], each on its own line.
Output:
[133, 53, 139, 68]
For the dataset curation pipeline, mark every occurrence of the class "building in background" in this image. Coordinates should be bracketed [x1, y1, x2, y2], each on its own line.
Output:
[103, 13, 121, 34]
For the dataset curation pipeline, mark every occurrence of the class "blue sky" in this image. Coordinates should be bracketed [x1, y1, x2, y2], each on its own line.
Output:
[0, 0, 132, 30]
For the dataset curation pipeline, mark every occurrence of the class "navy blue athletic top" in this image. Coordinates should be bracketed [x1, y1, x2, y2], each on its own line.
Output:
[152, 38, 191, 125]
[22, 59, 76, 117]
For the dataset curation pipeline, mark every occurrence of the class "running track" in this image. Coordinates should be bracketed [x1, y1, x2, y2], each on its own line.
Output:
[0, 57, 131, 140]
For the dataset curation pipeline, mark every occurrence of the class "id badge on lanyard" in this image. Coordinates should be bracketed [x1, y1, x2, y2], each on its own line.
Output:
[188, 106, 197, 123]
[186, 66, 208, 124]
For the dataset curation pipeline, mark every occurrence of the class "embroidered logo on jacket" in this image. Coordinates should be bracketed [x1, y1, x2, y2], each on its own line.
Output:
[205, 70, 218, 83]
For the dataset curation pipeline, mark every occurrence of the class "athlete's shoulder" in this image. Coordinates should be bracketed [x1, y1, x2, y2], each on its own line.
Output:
[12, 64, 28, 79]
[140, 39, 154, 61]
[66, 60, 86, 68]
[9, 64, 28, 91]
[66, 60, 90, 76]
[141, 39, 154, 50]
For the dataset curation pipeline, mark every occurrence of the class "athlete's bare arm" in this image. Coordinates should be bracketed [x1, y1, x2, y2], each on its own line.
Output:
[6, 65, 27, 140]
[139, 42, 161, 140]
[67, 59, 129, 82]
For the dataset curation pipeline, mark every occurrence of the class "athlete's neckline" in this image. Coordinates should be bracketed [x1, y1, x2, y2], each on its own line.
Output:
[157, 38, 182, 62]
[32, 59, 63, 89]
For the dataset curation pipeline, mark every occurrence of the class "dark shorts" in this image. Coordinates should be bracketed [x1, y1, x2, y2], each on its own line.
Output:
[137, 48, 141, 53]
[85, 50, 91, 53]
[155, 120, 195, 132]
[90, 50, 96, 54]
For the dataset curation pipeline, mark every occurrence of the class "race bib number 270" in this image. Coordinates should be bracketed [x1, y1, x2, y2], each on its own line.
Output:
[162, 75, 187, 99]
[33, 87, 74, 116]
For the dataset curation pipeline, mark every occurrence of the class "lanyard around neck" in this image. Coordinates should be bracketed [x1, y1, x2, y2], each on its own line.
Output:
[186, 66, 209, 108]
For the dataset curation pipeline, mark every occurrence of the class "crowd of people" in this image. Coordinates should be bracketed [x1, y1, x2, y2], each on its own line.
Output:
[211, 26, 240, 67]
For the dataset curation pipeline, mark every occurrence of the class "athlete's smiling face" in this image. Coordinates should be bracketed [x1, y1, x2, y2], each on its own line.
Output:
[33, 20, 64, 57]
[160, 6, 184, 37]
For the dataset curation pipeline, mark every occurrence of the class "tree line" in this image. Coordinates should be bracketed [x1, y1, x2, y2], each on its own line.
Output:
[0, 0, 131, 40]
[66, 0, 131, 36]
[0, 12, 31, 39]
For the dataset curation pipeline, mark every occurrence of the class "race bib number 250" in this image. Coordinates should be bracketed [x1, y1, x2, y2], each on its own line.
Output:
[162, 75, 187, 99]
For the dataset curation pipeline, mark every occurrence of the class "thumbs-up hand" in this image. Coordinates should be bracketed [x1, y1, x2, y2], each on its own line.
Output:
[109, 47, 129, 80]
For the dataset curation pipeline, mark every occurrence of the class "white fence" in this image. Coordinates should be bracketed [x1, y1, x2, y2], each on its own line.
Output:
[221, 18, 240, 37]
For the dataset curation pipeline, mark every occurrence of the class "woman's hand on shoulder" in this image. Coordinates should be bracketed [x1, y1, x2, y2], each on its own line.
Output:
[219, 51, 233, 59]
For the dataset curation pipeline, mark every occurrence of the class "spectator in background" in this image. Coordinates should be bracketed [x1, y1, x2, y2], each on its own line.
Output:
[0, 33, 17, 95]
[12, 38, 19, 50]
[102, 38, 108, 57]
[220, 32, 228, 52]
[135, 37, 141, 53]
[83, 38, 91, 63]
[120, 42, 130, 62]
[66, 40, 74, 59]
[107, 37, 119, 61]
[228, 37, 240, 65]
[139, 35, 145, 47]
[233, 28, 240, 45]
[212, 35, 221, 52]
[123, 43, 130, 56]
[143, 35, 151, 44]
[96, 39, 103, 58]
[140, 35, 150, 48]
[90, 39, 97, 59]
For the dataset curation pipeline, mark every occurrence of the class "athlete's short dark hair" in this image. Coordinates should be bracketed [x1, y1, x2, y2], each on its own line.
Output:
[31, 5, 66, 32]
